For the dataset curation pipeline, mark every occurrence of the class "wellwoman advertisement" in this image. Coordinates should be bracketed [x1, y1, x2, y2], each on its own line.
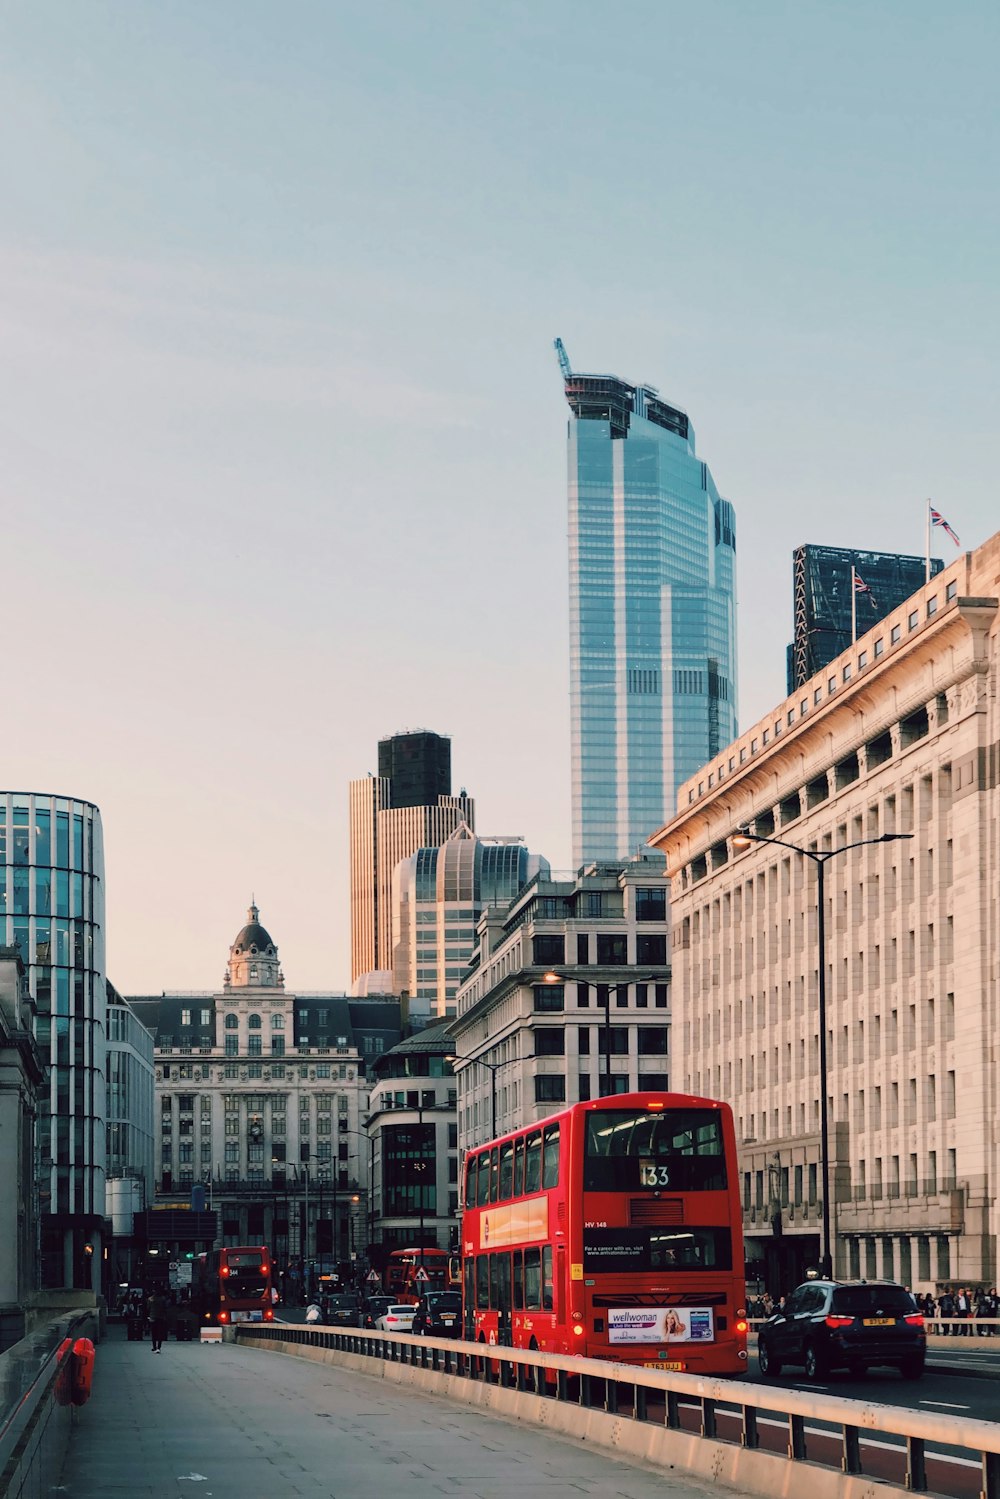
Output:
[608, 1307, 714, 1345]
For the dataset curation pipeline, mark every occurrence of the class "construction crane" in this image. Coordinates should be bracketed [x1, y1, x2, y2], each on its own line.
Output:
[553, 337, 572, 381]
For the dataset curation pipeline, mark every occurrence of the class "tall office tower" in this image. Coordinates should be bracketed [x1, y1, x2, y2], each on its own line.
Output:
[0, 793, 108, 1289]
[561, 353, 738, 864]
[787, 545, 943, 692]
[349, 731, 474, 983]
[391, 825, 549, 1022]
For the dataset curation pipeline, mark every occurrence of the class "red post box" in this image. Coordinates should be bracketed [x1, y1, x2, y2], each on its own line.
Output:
[71, 1337, 95, 1406]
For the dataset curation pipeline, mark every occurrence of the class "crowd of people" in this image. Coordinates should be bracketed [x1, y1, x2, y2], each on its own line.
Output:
[115, 1286, 199, 1346]
[747, 1285, 999, 1332]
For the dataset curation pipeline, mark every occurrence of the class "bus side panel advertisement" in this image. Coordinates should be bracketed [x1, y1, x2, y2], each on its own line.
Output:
[607, 1307, 714, 1345]
[480, 1196, 549, 1249]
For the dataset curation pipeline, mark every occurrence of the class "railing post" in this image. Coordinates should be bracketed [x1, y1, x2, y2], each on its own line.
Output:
[580, 1373, 592, 1408]
[666, 1390, 681, 1429]
[606, 1379, 619, 1415]
[635, 1383, 647, 1423]
[556, 1367, 568, 1402]
[842, 1424, 861, 1475]
[701, 1398, 716, 1439]
[741, 1405, 758, 1449]
[906, 1435, 927, 1492]
[788, 1413, 806, 1461]
[982, 1451, 1000, 1499]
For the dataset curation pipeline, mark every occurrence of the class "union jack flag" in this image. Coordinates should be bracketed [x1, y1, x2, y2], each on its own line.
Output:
[929, 505, 960, 546]
[853, 572, 877, 607]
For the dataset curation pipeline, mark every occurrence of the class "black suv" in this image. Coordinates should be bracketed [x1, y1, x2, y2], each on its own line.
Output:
[411, 1291, 462, 1338]
[758, 1280, 925, 1380]
[320, 1294, 363, 1329]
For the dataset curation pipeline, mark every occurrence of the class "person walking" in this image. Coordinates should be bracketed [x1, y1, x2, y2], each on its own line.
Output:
[147, 1291, 169, 1353]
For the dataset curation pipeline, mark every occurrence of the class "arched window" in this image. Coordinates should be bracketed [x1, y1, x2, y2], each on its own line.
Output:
[271, 1014, 284, 1030]
[225, 1014, 238, 1031]
[248, 1013, 262, 1030]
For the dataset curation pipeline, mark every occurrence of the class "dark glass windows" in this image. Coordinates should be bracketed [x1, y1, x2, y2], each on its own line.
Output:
[584, 1108, 727, 1190]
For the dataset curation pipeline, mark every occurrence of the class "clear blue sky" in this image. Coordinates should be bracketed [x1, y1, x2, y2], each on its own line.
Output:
[2, 1, 996, 990]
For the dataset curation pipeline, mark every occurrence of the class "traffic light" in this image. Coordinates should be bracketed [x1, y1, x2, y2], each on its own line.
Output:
[184, 1251, 195, 1261]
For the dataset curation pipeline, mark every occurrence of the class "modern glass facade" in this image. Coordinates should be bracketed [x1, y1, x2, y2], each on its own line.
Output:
[391, 826, 549, 1020]
[565, 370, 738, 865]
[0, 792, 107, 1288]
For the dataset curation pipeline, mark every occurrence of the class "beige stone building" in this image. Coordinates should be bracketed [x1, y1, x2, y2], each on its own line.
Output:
[651, 531, 999, 1295]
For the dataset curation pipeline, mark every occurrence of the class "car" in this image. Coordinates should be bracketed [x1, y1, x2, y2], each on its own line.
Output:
[411, 1291, 462, 1338]
[362, 1295, 395, 1330]
[757, 1279, 926, 1381]
[321, 1294, 363, 1329]
[374, 1304, 416, 1333]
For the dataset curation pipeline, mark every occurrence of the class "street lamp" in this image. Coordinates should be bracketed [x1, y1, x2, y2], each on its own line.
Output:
[541, 970, 663, 1096]
[445, 1051, 521, 1139]
[731, 826, 913, 1278]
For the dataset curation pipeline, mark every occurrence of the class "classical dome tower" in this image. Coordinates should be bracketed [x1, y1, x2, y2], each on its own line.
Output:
[224, 901, 284, 990]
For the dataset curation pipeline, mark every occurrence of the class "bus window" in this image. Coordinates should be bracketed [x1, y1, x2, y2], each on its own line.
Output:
[524, 1131, 542, 1193]
[476, 1254, 489, 1310]
[464, 1154, 477, 1210]
[542, 1123, 560, 1188]
[499, 1142, 514, 1200]
[513, 1249, 524, 1310]
[476, 1152, 489, 1207]
[524, 1247, 541, 1310]
[464, 1255, 475, 1309]
[489, 1147, 500, 1204]
[542, 1245, 554, 1311]
[513, 1137, 524, 1198]
[495, 1253, 512, 1337]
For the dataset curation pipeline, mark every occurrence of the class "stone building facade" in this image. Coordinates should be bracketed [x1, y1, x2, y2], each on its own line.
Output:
[651, 531, 1000, 1294]
[129, 905, 401, 1280]
[450, 860, 671, 1153]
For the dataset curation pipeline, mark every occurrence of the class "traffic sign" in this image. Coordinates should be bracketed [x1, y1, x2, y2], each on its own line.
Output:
[414, 1267, 430, 1283]
[366, 1269, 381, 1283]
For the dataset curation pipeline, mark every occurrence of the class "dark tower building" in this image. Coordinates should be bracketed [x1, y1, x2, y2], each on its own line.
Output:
[788, 545, 944, 693]
[376, 731, 451, 810]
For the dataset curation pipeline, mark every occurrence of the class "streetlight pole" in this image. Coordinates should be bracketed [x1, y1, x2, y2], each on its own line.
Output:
[445, 1052, 521, 1140]
[733, 828, 912, 1279]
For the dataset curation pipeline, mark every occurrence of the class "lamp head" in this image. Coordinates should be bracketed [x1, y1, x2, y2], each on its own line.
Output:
[732, 828, 756, 849]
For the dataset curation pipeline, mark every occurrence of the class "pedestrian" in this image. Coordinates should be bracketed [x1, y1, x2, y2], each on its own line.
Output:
[922, 1292, 936, 1320]
[147, 1291, 169, 1353]
[939, 1287, 955, 1333]
[955, 1287, 971, 1335]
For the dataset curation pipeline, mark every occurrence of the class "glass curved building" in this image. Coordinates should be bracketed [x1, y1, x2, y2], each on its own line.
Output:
[563, 363, 738, 864]
[392, 826, 549, 1021]
[0, 792, 107, 1288]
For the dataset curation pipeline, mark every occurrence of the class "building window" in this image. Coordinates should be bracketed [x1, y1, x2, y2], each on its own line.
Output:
[946, 580, 957, 601]
[225, 1014, 238, 1030]
[534, 1076, 566, 1104]
[248, 1014, 261, 1030]
[248, 1036, 262, 1057]
[874, 638, 884, 658]
[891, 624, 901, 643]
[635, 887, 666, 922]
[271, 1037, 285, 1056]
[532, 935, 565, 967]
[224, 1037, 238, 1057]
[927, 596, 938, 617]
[596, 934, 627, 965]
[636, 933, 667, 965]
[533, 985, 564, 1012]
[828, 677, 836, 692]
[181, 1009, 191, 1026]
[200, 1009, 211, 1026]
[271, 1013, 284, 1029]
[858, 651, 868, 668]
[534, 1029, 565, 1056]
[908, 610, 919, 631]
[843, 664, 852, 682]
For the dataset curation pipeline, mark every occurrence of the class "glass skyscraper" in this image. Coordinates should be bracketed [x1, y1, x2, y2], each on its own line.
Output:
[563, 363, 738, 865]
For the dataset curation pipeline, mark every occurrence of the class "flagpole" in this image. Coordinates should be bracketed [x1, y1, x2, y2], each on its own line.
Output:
[925, 501, 931, 583]
[851, 565, 857, 644]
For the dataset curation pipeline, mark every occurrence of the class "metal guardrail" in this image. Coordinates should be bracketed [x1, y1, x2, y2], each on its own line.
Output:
[238, 1323, 1000, 1498]
[0, 1310, 96, 1494]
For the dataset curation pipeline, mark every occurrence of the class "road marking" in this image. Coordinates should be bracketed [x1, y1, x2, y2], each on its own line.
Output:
[919, 1399, 970, 1409]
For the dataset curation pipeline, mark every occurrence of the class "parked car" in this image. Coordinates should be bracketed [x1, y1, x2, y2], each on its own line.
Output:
[362, 1296, 395, 1330]
[758, 1280, 926, 1380]
[321, 1294, 363, 1329]
[411, 1291, 462, 1338]
[374, 1304, 416, 1333]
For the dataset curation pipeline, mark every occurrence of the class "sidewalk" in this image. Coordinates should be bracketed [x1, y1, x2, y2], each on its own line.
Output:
[58, 1328, 744, 1499]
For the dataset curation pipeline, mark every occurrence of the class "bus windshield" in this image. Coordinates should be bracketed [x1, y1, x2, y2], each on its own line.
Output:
[584, 1109, 727, 1191]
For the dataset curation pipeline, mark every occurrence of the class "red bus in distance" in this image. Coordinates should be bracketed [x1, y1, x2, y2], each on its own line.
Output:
[461, 1092, 748, 1375]
[194, 1245, 275, 1326]
[384, 1246, 450, 1303]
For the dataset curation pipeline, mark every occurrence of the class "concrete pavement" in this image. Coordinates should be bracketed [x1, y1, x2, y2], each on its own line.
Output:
[58, 1328, 743, 1499]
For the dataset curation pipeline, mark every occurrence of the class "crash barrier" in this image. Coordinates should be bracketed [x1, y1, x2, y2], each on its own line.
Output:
[235, 1323, 1000, 1499]
[0, 1311, 99, 1499]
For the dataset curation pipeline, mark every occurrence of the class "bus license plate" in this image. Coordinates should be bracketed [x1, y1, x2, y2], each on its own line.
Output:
[863, 1318, 894, 1326]
[644, 1361, 684, 1370]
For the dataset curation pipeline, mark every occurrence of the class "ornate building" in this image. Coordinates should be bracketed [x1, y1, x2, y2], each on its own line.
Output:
[129, 904, 401, 1285]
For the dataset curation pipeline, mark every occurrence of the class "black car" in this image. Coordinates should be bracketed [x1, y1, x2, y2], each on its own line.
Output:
[321, 1294, 363, 1329]
[362, 1295, 395, 1330]
[411, 1291, 462, 1338]
[758, 1280, 926, 1380]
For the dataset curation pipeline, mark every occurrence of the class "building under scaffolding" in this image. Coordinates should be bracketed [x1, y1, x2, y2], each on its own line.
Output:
[788, 545, 943, 693]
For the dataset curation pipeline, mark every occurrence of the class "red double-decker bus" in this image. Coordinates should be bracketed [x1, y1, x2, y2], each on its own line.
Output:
[460, 1092, 748, 1375]
[194, 1245, 275, 1326]
[384, 1246, 450, 1303]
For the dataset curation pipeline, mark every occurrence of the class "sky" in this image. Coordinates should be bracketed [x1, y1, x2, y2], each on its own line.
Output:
[2, 0, 997, 993]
